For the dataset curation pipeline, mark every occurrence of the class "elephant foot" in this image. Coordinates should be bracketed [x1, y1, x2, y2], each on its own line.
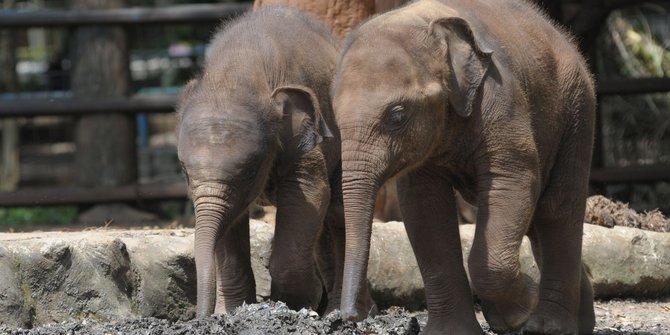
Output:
[213, 293, 256, 314]
[522, 304, 578, 335]
[213, 280, 257, 314]
[322, 295, 339, 315]
[423, 314, 484, 335]
[271, 267, 324, 311]
[273, 287, 324, 312]
[480, 276, 538, 333]
[521, 297, 594, 335]
[578, 312, 595, 335]
[271, 284, 323, 312]
[523, 268, 595, 335]
[578, 270, 596, 334]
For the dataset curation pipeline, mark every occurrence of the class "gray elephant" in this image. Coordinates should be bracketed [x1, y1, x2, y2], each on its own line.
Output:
[176, 6, 372, 318]
[333, 0, 596, 334]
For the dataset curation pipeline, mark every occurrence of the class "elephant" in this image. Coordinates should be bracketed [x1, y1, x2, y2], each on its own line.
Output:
[176, 6, 372, 318]
[253, 0, 408, 223]
[253, 0, 409, 40]
[332, 0, 596, 334]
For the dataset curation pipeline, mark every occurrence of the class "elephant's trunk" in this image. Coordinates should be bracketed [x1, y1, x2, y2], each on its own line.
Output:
[340, 149, 384, 321]
[192, 183, 231, 318]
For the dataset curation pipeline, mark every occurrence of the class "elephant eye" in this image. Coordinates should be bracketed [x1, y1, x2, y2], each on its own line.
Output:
[179, 161, 191, 185]
[385, 104, 408, 131]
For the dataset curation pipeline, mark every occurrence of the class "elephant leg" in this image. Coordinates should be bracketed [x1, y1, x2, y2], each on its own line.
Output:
[397, 166, 482, 335]
[214, 212, 256, 314]
[315, 218, 337, 314]
[270, 168, 330, 311]
[523, 168, 594, 333]
[523, 205, 591, 334]
[468, 171, 539, 333]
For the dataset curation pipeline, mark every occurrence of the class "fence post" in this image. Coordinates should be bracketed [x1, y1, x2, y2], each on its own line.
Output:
[0, 0, 19, 192]
[71, 0, 137, 190]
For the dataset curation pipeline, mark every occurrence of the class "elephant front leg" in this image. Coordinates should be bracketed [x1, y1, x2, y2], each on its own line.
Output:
[214, 212, 256, 314]
[270, 170, 330, 311]
[397, 166, 482, 335]
[469, 171, 540, 333]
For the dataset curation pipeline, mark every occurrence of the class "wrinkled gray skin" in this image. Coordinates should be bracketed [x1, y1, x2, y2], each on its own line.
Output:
[333, 0, 596, 334]
[176, 6, 372, 318]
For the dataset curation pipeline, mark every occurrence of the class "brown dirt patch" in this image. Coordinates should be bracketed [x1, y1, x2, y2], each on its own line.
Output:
[585, 195, 670, 232]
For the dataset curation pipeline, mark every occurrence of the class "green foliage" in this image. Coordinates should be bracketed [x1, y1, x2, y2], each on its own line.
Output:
[0, 206, 77, 226]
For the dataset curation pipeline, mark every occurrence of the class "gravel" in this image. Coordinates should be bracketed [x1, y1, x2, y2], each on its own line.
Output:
[2, 299, 667, 335]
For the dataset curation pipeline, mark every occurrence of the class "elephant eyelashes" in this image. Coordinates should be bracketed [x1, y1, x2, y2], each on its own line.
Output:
[384, 104, 408, 132]
[179, 162, 191, 185]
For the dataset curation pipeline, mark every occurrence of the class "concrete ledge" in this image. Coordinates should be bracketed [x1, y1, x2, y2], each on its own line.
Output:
[0, 221, 668, 327]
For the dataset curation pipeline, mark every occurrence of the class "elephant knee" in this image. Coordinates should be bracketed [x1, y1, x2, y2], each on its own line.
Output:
[468, 249, 521, 299]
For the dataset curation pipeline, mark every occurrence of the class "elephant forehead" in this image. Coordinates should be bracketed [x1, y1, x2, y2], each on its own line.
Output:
[180, 117, 262, 146]
[338, 54, 418, 94]
[334, 55, 439, 110]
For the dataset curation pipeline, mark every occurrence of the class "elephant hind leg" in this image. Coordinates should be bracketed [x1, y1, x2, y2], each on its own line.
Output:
[579, 264, 596, 334]
[524, 141, 595, 334]
[523, 205, 590, 335]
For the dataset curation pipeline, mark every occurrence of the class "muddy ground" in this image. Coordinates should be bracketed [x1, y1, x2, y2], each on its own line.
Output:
[2, 196, 667, 334]
[2, 299, 668, 334]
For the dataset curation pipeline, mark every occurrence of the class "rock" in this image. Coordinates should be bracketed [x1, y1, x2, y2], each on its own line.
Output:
[583, 225, 670, 298]
[0, 246, 30, 328]
[368, 223, 539, 309]
[0, 221, 669, 327]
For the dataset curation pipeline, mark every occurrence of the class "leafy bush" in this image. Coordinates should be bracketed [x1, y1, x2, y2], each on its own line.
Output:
[0, 206, 77, 226]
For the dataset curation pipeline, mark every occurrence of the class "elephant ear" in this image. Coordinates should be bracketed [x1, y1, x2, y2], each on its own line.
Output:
[430, 17, 493, 117]
[271, 85, 334, 153]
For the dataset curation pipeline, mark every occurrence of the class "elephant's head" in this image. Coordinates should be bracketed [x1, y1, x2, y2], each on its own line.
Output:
[332, 14, 492, 321]
[176, 78, 332, 317]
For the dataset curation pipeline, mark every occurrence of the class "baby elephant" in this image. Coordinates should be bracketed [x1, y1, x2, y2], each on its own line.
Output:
[333, 0, 596, 334]
[176, 6, 371, 317]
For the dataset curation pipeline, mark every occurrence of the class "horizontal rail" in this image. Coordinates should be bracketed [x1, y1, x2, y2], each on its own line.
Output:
[0, 183, 187, 207]
[597, 77, 670, 95]
[2, 164, 669, 207]
[2, 78, 670, 118]
[0, 94, 178, 117]
[590, 165, 670, 183]
[0, 3, 251, 28]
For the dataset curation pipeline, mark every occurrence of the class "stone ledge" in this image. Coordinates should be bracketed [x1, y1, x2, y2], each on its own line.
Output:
[0, 222, 668, 327]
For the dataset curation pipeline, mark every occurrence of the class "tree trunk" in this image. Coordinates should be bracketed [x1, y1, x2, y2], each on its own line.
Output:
[71, 0, 136, 188]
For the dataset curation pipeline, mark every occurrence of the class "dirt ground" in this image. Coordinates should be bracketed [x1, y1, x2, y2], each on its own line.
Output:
[2, 198, 667, 334]
[2, 299, 668, 334]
